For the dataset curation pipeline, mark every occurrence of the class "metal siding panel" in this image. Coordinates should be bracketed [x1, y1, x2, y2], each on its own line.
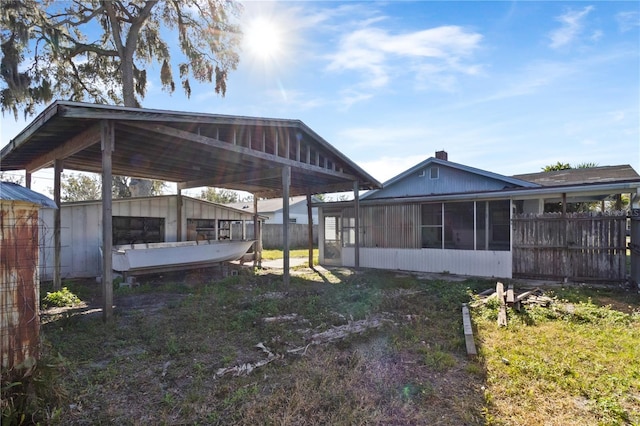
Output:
[358, 248, 511, 278]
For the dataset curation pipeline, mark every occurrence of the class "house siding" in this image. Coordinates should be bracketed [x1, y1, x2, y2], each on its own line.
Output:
[341, 247, 512, 278]
[366, 165, 516, 199]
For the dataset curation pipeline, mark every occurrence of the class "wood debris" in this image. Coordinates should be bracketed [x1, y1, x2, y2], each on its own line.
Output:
[472, 283, 555, 327]
[461, 303, 477, 357]
[215, 343, 282, 378]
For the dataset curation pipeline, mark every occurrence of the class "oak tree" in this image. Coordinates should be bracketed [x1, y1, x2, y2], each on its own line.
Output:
[1, 0, 241, 116]
[1, 0, 241, 196]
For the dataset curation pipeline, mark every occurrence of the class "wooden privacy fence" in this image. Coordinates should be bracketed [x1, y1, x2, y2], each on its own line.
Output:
[512, 212, 628, 282]
[245, 224, 318, 249]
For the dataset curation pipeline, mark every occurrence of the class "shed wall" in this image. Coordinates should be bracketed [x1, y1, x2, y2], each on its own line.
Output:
[1, 201, 40, 372]
[40, 196, 256, 280]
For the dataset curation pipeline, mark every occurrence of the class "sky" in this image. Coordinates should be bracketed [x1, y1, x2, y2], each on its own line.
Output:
[1, 0, 639, 196]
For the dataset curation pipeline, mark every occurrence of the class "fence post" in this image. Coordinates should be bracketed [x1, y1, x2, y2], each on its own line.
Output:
[630, 208, 640, 287]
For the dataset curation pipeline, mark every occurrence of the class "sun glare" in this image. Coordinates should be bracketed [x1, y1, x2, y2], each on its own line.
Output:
[243, 17, 283, 61]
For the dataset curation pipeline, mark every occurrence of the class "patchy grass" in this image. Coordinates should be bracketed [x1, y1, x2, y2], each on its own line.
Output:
[261, 248, 318, 261]
[7, 268, 638, 425]
[472, 285, 640, 426]
[18, 268, 491, 425]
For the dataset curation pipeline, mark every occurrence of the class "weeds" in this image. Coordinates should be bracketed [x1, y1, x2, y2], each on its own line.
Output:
[41, 287, 81, 308]
[473, 288, 640, 425]
[19, 267, 636, 425]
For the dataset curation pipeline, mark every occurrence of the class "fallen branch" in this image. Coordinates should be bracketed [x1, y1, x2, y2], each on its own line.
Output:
[215, 343, 281, 378]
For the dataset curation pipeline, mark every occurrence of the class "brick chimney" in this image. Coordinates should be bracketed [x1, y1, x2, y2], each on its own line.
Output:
[435, 150, 448, 161]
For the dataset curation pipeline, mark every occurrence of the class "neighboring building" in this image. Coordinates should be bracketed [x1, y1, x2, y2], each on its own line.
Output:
[317, 151, 640, 281]
[1, 182, 56, 374]
[39, 195, 260, 280]
[228, 196, 320, 225]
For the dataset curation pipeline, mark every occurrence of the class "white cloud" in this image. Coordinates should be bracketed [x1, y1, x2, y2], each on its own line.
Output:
[616, 11, 640, 32]
[548, 6, 595, 49]
[326, 25, 482, 89]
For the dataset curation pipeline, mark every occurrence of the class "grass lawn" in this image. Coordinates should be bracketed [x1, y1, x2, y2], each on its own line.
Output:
[2, 265, 638, 425]
[473, 285, 640, 426]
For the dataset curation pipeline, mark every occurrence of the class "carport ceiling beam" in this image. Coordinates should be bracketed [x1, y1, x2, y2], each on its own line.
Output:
[25, 124, 101, 173]
[178, 168, 283, 190]
[122, 122, 357, 180]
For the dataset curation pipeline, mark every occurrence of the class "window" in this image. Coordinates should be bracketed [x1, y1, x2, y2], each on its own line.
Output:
[430, 167, 439, 179]
[113, 216, 164, 245]
[187, 219, 216, 241]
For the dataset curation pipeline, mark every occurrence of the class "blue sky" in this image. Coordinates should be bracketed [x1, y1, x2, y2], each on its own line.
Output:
[1, 1, 638, 194]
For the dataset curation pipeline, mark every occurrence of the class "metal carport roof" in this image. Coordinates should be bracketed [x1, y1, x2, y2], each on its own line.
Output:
[0, 101, 381, 197]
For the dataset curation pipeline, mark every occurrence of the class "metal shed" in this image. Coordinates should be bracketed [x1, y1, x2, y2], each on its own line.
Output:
[0, 182, 56, 374]
[0, 101, 382, 320]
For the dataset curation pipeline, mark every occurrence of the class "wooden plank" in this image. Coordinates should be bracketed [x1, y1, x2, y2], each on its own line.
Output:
[461, 303, 477, 357]
[496, 282, 508, 327]
[515, 288, 541, 302]
[506, 283, 515, 306]
[25, 123, 101, 173]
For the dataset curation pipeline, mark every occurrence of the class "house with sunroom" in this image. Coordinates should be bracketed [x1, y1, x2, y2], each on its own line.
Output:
[316, 151, 640, 282]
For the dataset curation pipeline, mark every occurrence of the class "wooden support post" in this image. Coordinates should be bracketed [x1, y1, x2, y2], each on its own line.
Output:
[53, 159, 63, 290]
[282, 166, 290, 287]
[307, 192, 314, 268]
[353, 180, 360, 268]
[461, 303, 477, 357]
[25, 172, 31, 189]
[176, 188, 183, 242]
[253, 194, 260, 268]
[101, 120, 114, 322]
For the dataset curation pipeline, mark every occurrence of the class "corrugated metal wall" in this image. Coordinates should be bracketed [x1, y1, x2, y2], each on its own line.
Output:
[1, 200, 41, 372]
[342, 247, 512, 278]
[360, 204, 421, 248]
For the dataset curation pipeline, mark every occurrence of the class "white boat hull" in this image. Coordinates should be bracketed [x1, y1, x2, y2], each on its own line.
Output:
[112, 240, 255, 273]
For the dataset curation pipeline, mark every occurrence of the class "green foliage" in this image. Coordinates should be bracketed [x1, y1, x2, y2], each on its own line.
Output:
[199, 187, 241, 204]
[58, 172, 101, 202]
[42, 287, 81, 308]
[542, 161, 571, 172]
[1, 351, 68, 425]
[542, 161, 598, 172]
[473, 290, 640, 425]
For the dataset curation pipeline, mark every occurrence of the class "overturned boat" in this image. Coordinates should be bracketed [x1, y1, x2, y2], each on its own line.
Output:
[112, 239, 255, 275]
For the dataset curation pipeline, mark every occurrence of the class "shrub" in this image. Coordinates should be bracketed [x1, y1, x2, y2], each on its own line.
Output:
[42, 287, 81, 308]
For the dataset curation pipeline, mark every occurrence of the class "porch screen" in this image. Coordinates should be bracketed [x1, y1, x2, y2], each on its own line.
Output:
[418, 200, 510, 251]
